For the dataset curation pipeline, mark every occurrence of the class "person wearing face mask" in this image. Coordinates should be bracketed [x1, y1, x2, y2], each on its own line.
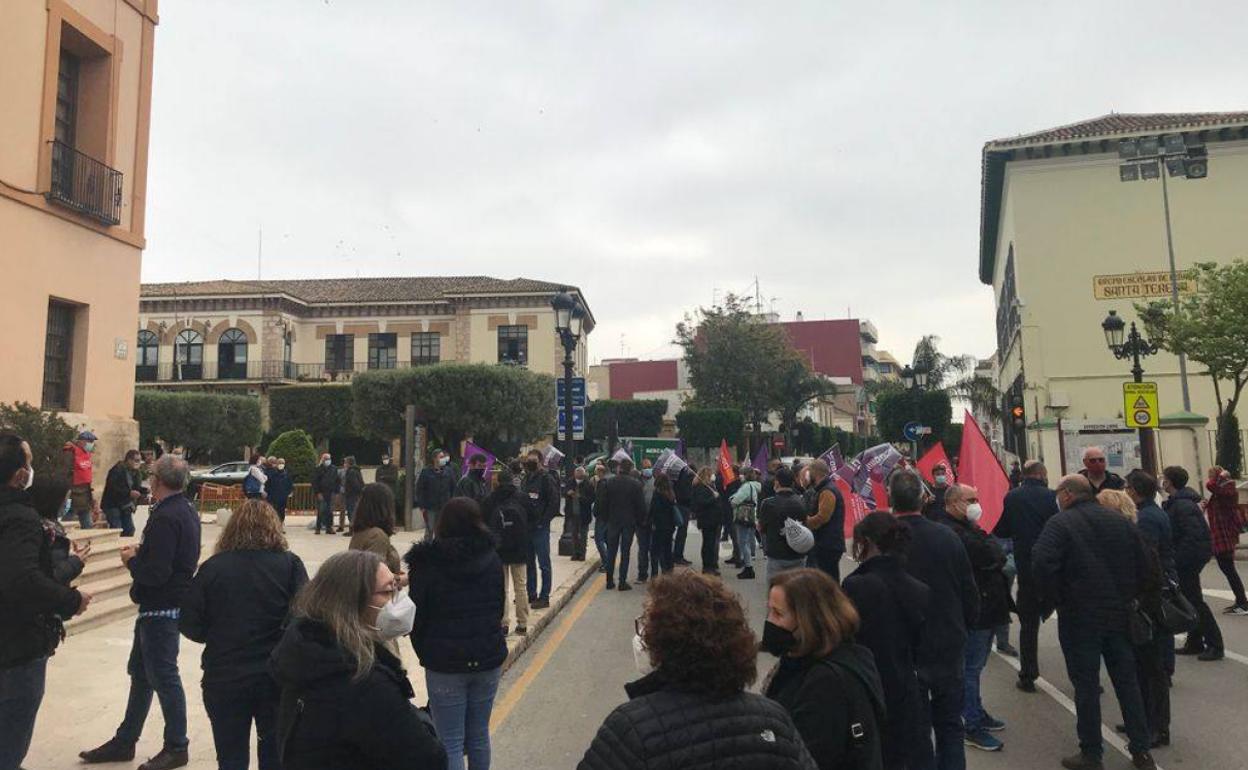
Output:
[374, 454, 399, 499]
[0, 433, 92, 770]
[264, 457, 293, 522]
[455, 454, 491, 503]
[762, 568, 886, 770]
[179, 499, 307, 770]
[923, 462, 953, 521]
[416, 449, 457, 542]
[936, 484, 1010, 752]
[270, 550, 446, 770]
[63, 430, 102, 529]
[484, 468, 532, 636]
[405, 497, 507, 770]
[311, 453, 339, 535]
[102, 449, 147, 536]
[522, 449, 560, 607]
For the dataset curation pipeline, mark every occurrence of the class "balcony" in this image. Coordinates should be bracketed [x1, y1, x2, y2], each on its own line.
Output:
[134, 359, 437, 385]
[47, 140, 123, 226]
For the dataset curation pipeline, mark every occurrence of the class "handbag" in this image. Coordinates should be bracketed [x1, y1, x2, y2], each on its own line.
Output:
[1156, 580, 1199, 635]
[783, 518, 815, 554]
[1127, 598, 1154, 645]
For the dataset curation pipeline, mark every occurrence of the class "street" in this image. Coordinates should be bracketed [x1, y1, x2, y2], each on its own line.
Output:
[493, 528, 1248, 770]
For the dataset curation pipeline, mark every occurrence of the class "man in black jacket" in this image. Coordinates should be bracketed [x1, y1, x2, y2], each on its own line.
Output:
[455, 453, 490, 503]
[102, 449, 146, 536]
[0, 433, 90, 770]
[1161, 466, 1223, 660]
[889, 469, 978, 770]
[1078, 447, 1125, 493]
[1031, 475, 1155, 770]
[341, 457, 365, 535]
[416, 449, 456, 542]
[597, 459, 647, 591]
[311, 453, 338, 535]
[81, 453, 202, 770]
[523, 449, 560, 608]
[995, 460, 1059, 692]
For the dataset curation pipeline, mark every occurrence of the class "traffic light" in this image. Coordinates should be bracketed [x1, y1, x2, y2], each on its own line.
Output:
[1010, 402, 1026, 430]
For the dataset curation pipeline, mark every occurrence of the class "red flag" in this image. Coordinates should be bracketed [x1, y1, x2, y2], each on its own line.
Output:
[958, 411, 1010, 533]
[916, 444, 954, 484]
[870, 477, 890, 512]
[835, 477, 871, 538]
[717, 439, 737, 486]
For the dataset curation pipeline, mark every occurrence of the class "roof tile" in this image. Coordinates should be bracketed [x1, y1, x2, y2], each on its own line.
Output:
[986, 111, 1248, 149]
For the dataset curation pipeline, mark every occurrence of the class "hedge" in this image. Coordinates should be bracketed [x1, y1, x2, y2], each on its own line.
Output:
[265, 429, 319, 483]
[585, 399, 667, 440]
[269, 385, 355, 444]
[134, 391, 261, 462]
[675, 408, 745, 449]
[0, 401, 76, 476]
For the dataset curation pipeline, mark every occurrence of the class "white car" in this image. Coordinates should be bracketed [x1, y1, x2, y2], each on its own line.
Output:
[189, 461, 251, 496]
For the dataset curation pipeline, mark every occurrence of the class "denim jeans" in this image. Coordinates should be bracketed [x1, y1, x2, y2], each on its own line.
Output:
[316, 496, 334, 532]
[961, 629, 994, 733]
[914, 665, 966, 770]
[735, 523, 757, 563]
[104, 507, 136, 537]
[1056, 617, 1150, 758]
[426, 667, 502, 770]
[202, 675, 280, 770]
[340, 493, 359, 529]
[424, 508, 441, 541]
[77, 509, 94, 530]
[527, 524, 551, 601]
[0, 656, 48, 770]
[635, 526, 654, 580]
[650, 526, 675, 574]
[606, 524, 636, 585]
[593, 515, 609, 565]
[765, 556, 806, 582]
[115, 616, 188, 750]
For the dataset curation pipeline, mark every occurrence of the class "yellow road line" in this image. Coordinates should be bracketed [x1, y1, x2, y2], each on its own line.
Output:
[490, 577, 606, 731]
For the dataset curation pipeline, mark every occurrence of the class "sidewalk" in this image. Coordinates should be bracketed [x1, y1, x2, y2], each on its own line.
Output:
[25, 514, 599, 770]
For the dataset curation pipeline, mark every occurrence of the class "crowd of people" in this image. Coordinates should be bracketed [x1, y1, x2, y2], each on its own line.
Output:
[1, 431, 1245, 770]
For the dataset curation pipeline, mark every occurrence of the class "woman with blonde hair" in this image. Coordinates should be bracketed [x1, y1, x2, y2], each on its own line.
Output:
[1097, 488, 1138, 521]
[180, 499, 308, 770]
[764, 568, 886, 770]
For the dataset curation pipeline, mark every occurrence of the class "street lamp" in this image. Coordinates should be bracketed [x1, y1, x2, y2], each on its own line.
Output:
[900, 364, 928, 457]
[553, 288, 586, 557]
[1100, 309, 1160, 475]
[1117, 133, 1207, 412]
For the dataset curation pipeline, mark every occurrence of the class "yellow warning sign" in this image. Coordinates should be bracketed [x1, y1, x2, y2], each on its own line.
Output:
[1123, 382, 1159, 429]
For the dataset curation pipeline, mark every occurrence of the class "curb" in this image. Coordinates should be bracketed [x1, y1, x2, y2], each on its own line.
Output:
[501, 554, 603, 674]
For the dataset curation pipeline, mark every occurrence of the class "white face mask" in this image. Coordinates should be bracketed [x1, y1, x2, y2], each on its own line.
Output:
[966, 503, 983, 523]
[437, 456, 449, 468]
[84, 442, 96, 453]
[632, 633, 653, 676]
[934, 474, 947, 486]
[369, 592, 416, 641]
[277, 463, 285, 471]
[323, 459, 332, 467]
[22, 465, 34, 491]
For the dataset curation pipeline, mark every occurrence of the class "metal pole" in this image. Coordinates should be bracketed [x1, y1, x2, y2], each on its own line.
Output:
[1159, 170, 1192, 411]
[1130, 327, 1159, 476]
[557, 336, 579, 555]
[403, 405, 416, 530]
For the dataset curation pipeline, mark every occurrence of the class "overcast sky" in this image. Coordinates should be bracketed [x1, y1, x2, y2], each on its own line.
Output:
[141, 1, 1248, 365]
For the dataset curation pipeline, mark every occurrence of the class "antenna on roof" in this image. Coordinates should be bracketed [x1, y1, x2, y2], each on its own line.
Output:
[753, 276, 762, 315]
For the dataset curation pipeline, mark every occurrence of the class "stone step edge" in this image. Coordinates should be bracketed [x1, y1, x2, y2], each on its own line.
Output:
[499, 554, 603, 675]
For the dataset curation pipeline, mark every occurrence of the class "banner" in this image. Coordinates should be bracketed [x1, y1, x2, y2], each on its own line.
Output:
[541, 444, 566, 470]
[653, 448, 689, 479]
[751, 442, 770, 479]
[461, 441, 496, 478]
[835, 477, 871, 538]
[958, 411, 1010, 533]
[855, 443, 903, 508]
[916, 444, 954, 484]
[717, 439, 737, 485]
[610, 447, 632, 464]
[818, 444, 845, 475]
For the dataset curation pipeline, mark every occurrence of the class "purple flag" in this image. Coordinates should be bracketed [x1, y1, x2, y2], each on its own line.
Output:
[676, 438, 687, 460]
[818, 444, 845, 475]
[654, 448, 689, 479]
[461, 441, 496, 478]
[854, 443, 903, 508]
[541, 444, 565, 470]
[751, 442, 769, 478]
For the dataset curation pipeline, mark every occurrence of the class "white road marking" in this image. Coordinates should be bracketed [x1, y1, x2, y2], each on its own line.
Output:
[992, 651, 1166, 770]
[1203, 588, 1236, 602]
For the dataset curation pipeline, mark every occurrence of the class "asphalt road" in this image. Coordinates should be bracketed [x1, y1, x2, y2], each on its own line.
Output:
[492, 529, 1248, 770]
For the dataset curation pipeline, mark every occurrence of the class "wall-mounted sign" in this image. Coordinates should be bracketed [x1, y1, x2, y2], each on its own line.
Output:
[1092, 270, 1198, 300]
[114, 339, 128, 360]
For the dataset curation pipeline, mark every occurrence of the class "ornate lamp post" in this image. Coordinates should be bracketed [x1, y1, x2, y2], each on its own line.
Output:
[553, 288, 586, 556]
[900, 365, 929, 457]
[1101, 309, 1160, 475]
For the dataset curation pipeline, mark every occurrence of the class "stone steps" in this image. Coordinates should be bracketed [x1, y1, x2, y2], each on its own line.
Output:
[66, 528, 134, 636]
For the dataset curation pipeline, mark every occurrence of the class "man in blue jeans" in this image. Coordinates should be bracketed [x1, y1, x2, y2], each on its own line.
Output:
[0, 433, 92, 770]
[80, 454, 202, 770]
[523, 450, 560, 609]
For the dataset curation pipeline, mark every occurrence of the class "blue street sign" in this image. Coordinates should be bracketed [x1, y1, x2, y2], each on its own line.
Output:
[903, 421, 931, 442]
[556, 377, 587, 407]
[557, 406, 585, 439]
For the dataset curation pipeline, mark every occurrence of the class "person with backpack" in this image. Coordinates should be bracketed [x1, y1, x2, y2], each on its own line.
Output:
[243, 454, 267, 501]
[730, 468, 763, 579]
[484, 468, 532, 636]
[764, 568, 885, 770]
[758, 466, 810, 582]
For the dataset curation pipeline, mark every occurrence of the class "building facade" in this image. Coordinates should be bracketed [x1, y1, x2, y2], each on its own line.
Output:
[135, 277, 592, 426]
[1, 0, 159, 471]
[979, 112, 1248, 472]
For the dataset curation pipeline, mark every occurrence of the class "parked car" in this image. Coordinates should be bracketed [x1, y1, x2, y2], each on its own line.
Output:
[189, 461, 250, 497]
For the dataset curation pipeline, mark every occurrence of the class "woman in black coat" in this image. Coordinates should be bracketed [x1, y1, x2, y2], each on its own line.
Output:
[270, 549, 446, 770]
[842, 512, 930, 770]
[691, 467, 722, 575]
[405, 497, 507, 770]
[647, 474, 678, 575]
[579, 570, 816, 770]
[182, 499, 308, 770]
[764, 568, 886, 770]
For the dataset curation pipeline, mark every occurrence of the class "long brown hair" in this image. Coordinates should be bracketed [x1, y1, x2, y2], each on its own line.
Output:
[216, 499, 287, 554]
[292, 550, 383, 680]
[769, 568, 859, 658]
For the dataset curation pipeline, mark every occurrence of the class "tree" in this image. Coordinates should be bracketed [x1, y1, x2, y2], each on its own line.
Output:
[875, 389, 952, 450]
[352, 363, 555, 457]
[675, 408, 745, 449]
[0, 402, 76, 476]
[269, 385, 356, 445]
[772, 357, 838, 450]
[1138, 260, 1248, 474]
[586, 400, 667, 440]
[265, 429, 318, 484]
[911, 335, 976, 392]
[134, 391, 262, 462]
[943, 423, 964, 461]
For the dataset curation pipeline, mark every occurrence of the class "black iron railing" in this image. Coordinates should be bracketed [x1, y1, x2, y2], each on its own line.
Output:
[47, 140, 123, 226]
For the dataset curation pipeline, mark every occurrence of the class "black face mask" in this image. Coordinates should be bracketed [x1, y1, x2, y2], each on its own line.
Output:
[525, 461, 540, 473]
[761, 620, 797, 657]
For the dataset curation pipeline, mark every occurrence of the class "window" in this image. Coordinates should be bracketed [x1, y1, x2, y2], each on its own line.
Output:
[175, 330, 203, 380]
[283, 331, 293, 378]
[54, 50, 79, 148]
[368, 333, 397, 370]
[497, 325, 528, 365]
[325, 334, 354, 372]
[136, 330, 158, 381]
[218, 328, 248, 380]
[411, 332, 440, 365]
[42, 301, 76, 410]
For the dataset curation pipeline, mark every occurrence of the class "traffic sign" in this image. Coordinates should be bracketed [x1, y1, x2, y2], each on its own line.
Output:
[903, 422, 932, 442]
[556, 377, 587, 407]
[1122, 382, 1159, 429]
[557, 406, 585, 440]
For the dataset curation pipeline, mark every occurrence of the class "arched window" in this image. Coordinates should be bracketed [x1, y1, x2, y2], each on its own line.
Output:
[175, 329, 203, 380]
[136, 330, 158, 381]
[218, 328, 248, 379]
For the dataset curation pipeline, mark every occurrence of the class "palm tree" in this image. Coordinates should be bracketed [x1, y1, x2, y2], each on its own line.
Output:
[912, 335, 1002, 422]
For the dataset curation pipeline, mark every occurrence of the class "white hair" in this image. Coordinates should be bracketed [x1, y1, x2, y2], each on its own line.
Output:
[1082, 446, 1106, 460]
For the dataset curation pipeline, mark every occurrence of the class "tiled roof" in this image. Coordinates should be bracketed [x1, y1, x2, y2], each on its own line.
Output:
[986, 112, 1248, 149]
[141, 276, 575, 304]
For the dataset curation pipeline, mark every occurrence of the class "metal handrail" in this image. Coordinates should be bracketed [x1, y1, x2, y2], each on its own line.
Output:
[46, 140, 123, 226]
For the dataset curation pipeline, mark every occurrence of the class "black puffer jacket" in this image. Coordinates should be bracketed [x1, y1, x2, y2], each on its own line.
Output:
[938, 513, 1011, 630]
[405, 533, 506, 674]
[1163, 487, 1213, 574]
[578, 670, 818, 770]
[270, 618, 447, 770]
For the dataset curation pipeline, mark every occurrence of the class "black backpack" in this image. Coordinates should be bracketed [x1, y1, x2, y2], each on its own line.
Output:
[818, 659, 885, 770]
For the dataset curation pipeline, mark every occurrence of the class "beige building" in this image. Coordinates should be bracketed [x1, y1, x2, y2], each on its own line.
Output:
[0, 0, 159, 471]
[135, 277, 593, 427]
[980, 111, 1248, 475]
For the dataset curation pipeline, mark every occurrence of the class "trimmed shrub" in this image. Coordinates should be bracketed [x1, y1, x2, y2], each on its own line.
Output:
[676, 408, 745, 449]
[0, 401, 76, 477]
[134, 391, 261, 462]
[269, 385, 355, 444]
[586, 399, 667, 440]
[265, 429, 318, 484]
